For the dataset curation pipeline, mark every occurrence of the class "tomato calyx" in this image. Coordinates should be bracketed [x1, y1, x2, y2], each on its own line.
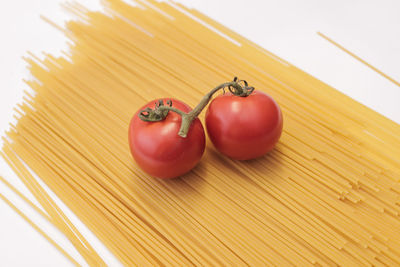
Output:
[227, 77, 255, 97]
[139, 99, 184, 121]
[138, 77, 255, 138]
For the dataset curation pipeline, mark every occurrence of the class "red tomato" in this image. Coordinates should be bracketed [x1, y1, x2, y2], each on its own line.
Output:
[205, 90, 283, 160]
[129, 99, 205, 179]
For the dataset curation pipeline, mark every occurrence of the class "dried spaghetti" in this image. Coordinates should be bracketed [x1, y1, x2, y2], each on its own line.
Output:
[1, 0, 400, 265]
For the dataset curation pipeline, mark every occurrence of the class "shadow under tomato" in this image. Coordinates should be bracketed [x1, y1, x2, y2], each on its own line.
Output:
[156, 158, 208, 196]
[128, 144, 286, 230]
[131, 142, 284, 202]
[205, 144, 284, 183]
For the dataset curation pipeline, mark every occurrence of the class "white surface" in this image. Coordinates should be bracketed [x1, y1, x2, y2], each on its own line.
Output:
[0, 0, 399, 266]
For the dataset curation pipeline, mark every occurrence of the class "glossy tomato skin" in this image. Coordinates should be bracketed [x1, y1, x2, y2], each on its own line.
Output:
[205, 90, 283, 160]
[129, 99, 205, 179]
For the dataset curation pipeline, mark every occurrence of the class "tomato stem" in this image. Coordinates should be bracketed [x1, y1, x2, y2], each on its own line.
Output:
[138, 77, 254, 138]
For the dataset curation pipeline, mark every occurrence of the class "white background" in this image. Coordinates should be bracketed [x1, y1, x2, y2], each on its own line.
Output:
[0, 0, 399, 266]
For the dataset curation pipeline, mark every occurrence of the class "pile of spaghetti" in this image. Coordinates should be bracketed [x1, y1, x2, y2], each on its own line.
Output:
[1, 0, 400, 265]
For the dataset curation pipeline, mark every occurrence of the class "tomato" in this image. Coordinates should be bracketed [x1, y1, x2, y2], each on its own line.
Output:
[129, 99, 205, 179]
[205, 90, 283, 160]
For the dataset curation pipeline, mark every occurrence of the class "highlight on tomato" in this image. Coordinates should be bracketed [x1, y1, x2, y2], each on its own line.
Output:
[205, 89, 283, 160]
[129, 99, 205, 179]
[128, 77, 283, 179]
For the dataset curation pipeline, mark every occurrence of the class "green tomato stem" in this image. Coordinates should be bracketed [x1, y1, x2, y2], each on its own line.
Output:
[138, 77, 254, 138]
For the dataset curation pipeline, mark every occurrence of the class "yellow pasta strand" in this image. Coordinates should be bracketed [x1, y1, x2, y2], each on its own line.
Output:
[0, 187, 80, 267]
[1, 0, 400, 265]
[317, 32, 400, 88]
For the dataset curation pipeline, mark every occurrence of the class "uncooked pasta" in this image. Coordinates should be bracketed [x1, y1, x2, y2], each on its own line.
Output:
[1, 0, 400, 265]
[317, 32, 400, 88]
